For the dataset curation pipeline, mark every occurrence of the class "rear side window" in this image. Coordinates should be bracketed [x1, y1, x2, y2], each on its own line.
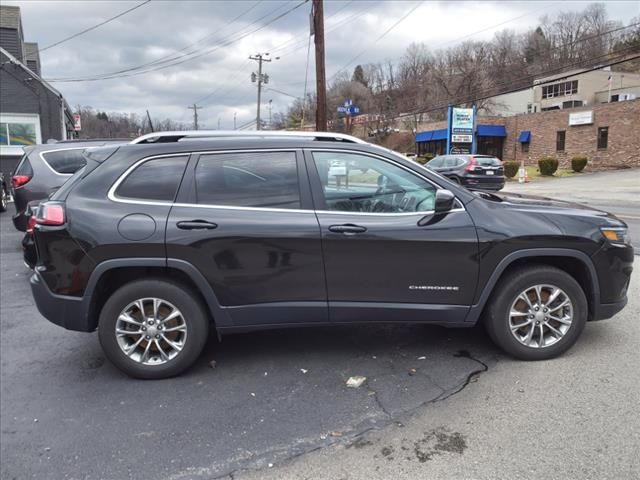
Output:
[474, 156, 501, 166]
[116, 156, 188, 202]
[195, 151, 300, 209]
[42, 149, 87, 174]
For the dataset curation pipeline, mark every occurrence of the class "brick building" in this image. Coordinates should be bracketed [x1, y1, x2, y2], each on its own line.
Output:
[416, 99, 640, 169]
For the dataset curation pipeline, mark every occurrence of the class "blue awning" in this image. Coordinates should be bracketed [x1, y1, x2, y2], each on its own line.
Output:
[518, 131, 531, 143]
[477, 124, 506, 137]
[416, 128, 447, 142]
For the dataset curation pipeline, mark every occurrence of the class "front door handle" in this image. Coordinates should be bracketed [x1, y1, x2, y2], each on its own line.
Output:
[328, 224, 367, 234]
[177, 220, 218, 230]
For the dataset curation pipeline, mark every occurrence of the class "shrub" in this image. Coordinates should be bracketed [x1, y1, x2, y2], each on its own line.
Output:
[571, 156, 588, 172]
[415, 153, 435, 165]
[538, 156, 559, 176]
[503, 161, 519, 178]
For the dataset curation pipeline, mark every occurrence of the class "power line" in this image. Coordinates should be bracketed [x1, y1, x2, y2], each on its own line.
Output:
[47, 0, 308, 82]
[39, 0, 152, 53]
[327, 1, 425, 83]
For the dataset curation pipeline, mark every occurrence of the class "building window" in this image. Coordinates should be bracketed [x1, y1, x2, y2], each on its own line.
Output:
[527, 103, 533, 114]
[542, 80, 578, 99]
[521, 142, 529, 153]
[0, 121, 37, 146]
[597, 127, 608, 149]
[562, 100, 583, 109]
[556, 131, 566, 152]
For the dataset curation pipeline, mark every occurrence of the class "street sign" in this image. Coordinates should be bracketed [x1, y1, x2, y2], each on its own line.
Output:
[73, 113, 81, 131]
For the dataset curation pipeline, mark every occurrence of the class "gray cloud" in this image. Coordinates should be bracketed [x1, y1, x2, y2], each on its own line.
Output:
[9, 0, 638, 129]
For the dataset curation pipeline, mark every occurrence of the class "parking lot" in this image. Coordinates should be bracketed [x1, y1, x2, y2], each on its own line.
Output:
[1, 169, 639, 480]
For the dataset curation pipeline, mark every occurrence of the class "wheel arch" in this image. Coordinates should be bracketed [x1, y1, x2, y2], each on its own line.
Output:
[467, 248, 600, 324]
[83, 258, 230, 332]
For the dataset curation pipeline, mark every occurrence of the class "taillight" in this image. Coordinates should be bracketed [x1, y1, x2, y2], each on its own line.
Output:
[26, 215, 37, 234]
[12, 175, 31, 188]
[35, 202, 65, 226]
[465, 156, 477, 171]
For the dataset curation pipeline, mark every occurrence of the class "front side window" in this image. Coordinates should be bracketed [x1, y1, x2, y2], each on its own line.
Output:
[116, 156, 188, 201]
[42, 149, 86, 174]
[312, 151, 437, 213]
[195, 151, 300, 209]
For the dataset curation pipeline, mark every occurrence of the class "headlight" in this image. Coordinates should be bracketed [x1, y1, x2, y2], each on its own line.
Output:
[600, 227, 631, 245]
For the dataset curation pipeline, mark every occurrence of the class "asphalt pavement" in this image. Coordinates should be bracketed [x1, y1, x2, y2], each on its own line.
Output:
[1, 168, 638, 480]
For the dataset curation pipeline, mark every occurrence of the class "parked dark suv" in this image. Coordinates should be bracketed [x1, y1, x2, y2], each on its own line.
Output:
[30, 131, 633, 378]
[11, 140, 124, 231]
[426, 154, 505, 190]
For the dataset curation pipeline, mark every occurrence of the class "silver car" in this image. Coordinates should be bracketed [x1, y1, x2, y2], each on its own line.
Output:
[11, 140, 124, 230]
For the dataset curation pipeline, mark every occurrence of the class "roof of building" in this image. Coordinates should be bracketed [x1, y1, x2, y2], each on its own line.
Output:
[24, 42, 39, 61]
[0, 46, 73, 116]
[0, 5, 21, 30]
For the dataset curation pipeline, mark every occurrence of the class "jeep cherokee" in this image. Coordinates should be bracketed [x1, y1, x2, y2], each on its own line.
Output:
[29, 131, 634, 378]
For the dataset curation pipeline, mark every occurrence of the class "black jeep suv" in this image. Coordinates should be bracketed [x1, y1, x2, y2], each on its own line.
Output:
[30, 131, 633, 379]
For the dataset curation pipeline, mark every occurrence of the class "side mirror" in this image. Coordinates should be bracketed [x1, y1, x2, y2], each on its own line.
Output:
[434, 189, 455, 214]
[417, 189, 456, 227]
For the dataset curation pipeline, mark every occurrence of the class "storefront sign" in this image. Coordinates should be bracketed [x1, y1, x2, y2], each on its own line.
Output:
[451, 108, 474, 134]
[451, 134, 473, 143]
[569, 111, 593, 126]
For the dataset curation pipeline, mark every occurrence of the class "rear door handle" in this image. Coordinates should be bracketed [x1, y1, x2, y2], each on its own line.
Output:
[328, 224, 367, 234]
[176, 220, 218, 230]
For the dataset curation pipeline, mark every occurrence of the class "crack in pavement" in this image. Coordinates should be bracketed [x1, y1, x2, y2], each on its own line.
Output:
[433, 350, 489, 403]
[208, 350, 491, 480]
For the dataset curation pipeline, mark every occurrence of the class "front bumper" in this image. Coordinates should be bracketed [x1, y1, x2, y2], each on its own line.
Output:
[591, 296, 628, 321]
[30, 272, 93, 332]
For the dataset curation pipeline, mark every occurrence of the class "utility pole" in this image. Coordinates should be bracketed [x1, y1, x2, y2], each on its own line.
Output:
[234, 112, 237, 130]
[217, 118, 221, 130]
[146, 109, 154, 132]
[268, 99, 273, 129]
[188, 104, 202, 130]
[249, 53, 274, 131]
[312, 0, 327, 131]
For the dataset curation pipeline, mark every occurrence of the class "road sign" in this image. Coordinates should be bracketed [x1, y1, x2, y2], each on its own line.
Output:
[73, 113, 81, 131]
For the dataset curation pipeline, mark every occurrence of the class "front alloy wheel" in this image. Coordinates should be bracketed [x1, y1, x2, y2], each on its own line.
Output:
[509, 284, 573, 349]
[485, 266, 587, 360]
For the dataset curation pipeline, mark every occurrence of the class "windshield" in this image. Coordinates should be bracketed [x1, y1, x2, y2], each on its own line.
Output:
[475, 156, 502, 166]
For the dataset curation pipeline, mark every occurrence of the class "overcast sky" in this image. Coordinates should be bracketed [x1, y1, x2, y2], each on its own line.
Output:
[7, 0, 639, 129]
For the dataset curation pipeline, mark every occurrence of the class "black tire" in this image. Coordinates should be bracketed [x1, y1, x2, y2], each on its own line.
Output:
[0, 186, 7, 212]
[98, 279, 209, 379]
[484, 266, 587, 361]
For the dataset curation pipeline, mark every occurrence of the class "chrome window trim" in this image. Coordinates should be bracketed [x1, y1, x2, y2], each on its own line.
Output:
[108, 148, 466, 216]
[39, 147, 87, 177]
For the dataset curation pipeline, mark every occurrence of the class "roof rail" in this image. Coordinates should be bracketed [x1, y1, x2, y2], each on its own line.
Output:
[129, 130, 368, 145]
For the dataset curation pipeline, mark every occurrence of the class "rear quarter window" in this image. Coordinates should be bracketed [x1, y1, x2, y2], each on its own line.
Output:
[42, 149, 87, 174]
[115, 156, 188, 202]
[14, 154, 34, 176]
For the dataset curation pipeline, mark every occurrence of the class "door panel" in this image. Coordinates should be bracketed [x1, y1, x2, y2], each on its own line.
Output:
[165, 150, 327, 327]
[307, 149, 479, 324]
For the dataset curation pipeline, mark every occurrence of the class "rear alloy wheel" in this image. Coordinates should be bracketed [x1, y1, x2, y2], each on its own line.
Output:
[485, 266, 587, 360]
[99, 280, 209, 379]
